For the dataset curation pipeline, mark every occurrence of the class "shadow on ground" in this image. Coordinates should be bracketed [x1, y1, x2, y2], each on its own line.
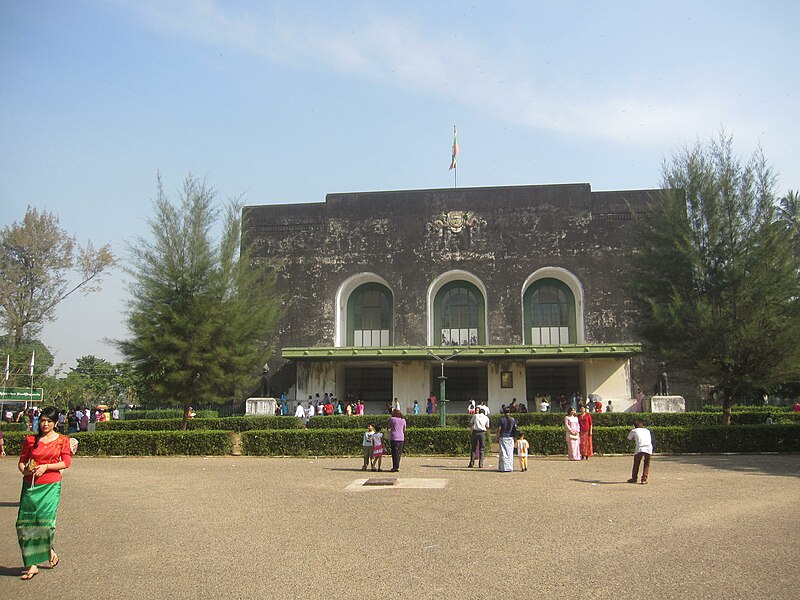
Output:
[660, 454, 800, 478]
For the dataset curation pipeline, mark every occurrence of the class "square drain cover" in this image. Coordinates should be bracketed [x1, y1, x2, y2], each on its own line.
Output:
[363, 477, 397, 486]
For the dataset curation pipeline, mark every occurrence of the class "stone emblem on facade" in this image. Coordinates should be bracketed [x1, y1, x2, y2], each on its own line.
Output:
[428, 210, 486, 235]
[427, 210, 487, 252]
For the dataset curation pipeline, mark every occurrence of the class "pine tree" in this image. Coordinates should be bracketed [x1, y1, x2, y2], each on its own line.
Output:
[629, 132, 800, 424]
[117, 174, 281, 429]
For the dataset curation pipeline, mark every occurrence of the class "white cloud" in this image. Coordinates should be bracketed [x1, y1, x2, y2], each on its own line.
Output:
[109, 0, 772, 148]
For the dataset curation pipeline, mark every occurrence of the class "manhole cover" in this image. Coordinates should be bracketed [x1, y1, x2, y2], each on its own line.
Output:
[363, 477, 397, 486]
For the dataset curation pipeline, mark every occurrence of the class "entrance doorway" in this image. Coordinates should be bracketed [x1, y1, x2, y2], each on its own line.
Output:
[430, 364, 488, 414]
[525, 365, 581, 411]
[344, 366, 392, 414]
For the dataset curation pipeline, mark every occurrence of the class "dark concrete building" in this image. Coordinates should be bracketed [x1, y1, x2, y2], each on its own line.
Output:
[243, 183, 653, 413]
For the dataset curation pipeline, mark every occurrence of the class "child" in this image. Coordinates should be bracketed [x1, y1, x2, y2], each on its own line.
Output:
[361, 423, 375, 471]
[370, 426, 385, 471]
[627, 418, 653, 484]
[515, 432, 530, 472]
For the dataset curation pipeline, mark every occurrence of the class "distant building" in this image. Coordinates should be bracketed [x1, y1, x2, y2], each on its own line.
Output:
[243, 183, 654, 414]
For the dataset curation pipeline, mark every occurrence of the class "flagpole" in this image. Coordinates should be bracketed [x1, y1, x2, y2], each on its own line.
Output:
[29, 351, 34, 409]
[449, 125, 459, 188]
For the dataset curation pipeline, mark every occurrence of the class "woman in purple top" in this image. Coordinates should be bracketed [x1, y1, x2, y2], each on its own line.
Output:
[388, 409, 407, 472]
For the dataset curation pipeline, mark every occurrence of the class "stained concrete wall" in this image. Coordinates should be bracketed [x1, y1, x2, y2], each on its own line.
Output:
[243, 183, 656, 368]
[392, 361, 429, 414]
[296, 362, 336, 403]
[584, 358, 632, 403]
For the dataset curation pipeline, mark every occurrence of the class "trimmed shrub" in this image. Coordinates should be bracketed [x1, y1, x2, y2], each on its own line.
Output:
[242, 427, 475, 456]
[3, 430, 231, 456]
[307, 414, 447, 429]
[124, 409, 218, 420]
[534, 425, 800, 455]
[497, 411, 800, 427]
[287, 411, 800, 429]
[700, 405, 792, 412]
[0, 422, 26, 432]
[97, 415, 301, 432]
[2, 431, 29, 455]
[72, 430, 231, 455]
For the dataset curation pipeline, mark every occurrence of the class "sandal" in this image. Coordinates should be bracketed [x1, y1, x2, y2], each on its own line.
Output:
[50, 551, 59, 567]
[21, 569, 38, 580]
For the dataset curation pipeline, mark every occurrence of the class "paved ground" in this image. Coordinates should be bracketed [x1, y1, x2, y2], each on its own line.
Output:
[0, 453, 798, 599]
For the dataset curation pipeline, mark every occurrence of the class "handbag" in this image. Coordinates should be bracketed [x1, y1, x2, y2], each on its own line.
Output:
[372, 443, 384, 457]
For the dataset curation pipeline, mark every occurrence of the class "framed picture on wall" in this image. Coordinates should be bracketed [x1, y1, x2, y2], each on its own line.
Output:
[500, 371, 513, 389]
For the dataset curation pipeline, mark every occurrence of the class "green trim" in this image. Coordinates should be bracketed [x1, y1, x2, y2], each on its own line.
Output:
[346, 282, 393, 346]
[433, 280, 486, 345]
[282, 343, 641, 360]
[523, 278, 576, 344]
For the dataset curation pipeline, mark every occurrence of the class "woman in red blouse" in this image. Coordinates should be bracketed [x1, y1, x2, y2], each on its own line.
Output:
[16, 406, 73, 580]
[578, 405, 594, 460]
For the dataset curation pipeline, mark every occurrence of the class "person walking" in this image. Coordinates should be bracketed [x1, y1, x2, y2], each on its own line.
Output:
[16, 406, 74, 580]
[388, 409, 407, 472]
[467, 406, 490, 468]
[627, 418, 653, 484]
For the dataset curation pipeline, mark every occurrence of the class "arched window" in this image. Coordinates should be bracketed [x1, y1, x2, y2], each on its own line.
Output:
[434, 281, 485, 346]
[524, 278, 576, 344]
[347, 283, 393, 347]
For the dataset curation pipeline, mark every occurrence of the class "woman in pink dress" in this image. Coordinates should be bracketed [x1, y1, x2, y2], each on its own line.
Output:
[564, 407, 581, 461]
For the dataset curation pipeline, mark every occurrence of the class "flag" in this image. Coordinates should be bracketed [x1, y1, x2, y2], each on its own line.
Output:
[3, 355, 8, 381]
[29, 351, 35, 377]
[449, 126, 459, 171]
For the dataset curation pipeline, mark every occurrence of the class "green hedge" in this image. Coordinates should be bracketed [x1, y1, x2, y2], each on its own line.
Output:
[124, 409, 219, 420]
[241, 427, 475, 456]
[0, 422, 26, 431]
[517, 425, 800, 455]
[304, 412, 800, 429]
[242, 424, 800, 456]
[700, 405, 793, 412]
[0, 431, 231, 456]
[97, 415, 301, 432]
[5, 424, 797, 457]
[306, 415, 440, 429]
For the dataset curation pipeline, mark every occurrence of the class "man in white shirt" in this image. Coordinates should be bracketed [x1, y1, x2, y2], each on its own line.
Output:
[305, 402, 315, 424]
[478, 400, 490, 415]
[540, 399, 549, 412]
[467, 409, 491, 468]
[627, 419, 653, 484]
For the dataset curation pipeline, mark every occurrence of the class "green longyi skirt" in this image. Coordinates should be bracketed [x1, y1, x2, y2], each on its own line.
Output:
[16, 481, 61, 567]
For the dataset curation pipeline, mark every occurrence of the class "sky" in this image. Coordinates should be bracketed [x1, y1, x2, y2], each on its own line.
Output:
[1, 0, 799, 372]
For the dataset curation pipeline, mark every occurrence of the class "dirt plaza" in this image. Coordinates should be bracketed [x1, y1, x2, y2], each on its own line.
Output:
[1, 453, 798, 599]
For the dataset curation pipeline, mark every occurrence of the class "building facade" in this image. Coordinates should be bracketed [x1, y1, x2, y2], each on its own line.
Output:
[243, 183, 654, 414]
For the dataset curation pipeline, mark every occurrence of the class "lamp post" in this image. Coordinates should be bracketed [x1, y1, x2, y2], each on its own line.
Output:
[425, 348, 464, 427]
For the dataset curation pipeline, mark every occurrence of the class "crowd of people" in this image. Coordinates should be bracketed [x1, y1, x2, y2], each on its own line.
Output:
[285, 391, 449, 426]
[462, 404, 652, 478]
[533, 391, 611, 413]
[4, 406, 120, 433]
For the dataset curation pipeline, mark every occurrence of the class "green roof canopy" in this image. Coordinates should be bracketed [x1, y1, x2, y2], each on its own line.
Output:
[282, 343, 641, 361]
